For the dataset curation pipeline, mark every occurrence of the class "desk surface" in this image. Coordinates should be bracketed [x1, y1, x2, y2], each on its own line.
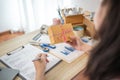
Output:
[0, 30, 88, 80]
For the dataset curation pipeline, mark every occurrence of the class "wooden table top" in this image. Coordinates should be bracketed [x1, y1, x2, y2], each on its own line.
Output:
[0, 30, 88, 80]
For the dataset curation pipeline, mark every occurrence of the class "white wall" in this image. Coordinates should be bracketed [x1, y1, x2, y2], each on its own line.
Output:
[32, 0, 59, 28]
[0, 0, 21, 33]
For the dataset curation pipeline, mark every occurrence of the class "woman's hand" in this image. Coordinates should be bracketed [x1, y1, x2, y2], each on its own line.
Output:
[33, 54, 49, 80]
[66, 36, 92, 52]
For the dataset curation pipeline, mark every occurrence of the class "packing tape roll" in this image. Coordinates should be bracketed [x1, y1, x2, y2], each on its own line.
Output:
[73, 26, 84, 37]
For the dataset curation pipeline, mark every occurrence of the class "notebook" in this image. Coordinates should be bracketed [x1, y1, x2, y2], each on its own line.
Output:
[0, 44, 61, 80]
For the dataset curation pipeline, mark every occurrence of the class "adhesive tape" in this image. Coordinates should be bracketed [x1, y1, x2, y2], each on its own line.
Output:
[73, 26, 84, 37]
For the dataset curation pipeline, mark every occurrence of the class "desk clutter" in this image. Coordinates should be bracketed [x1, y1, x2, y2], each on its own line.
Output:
[0, 22, 94, 80]
[0, 44, 61, 80]
[31, 25, 93, 63]
[32, 34, 85, 63]
[61, 7, 83, 17]
[30, 42, 56, 52]
[61, 7, 95, 21]
[31, 34, 93, 63]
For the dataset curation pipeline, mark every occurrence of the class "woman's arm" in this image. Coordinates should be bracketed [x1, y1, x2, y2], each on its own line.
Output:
[35, 71, 45, 80]
[66, 36, 92, 52]
[33, 54, 48, 80]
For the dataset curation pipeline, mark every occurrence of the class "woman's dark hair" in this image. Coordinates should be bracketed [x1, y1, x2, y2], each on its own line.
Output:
[84, 0, 120, 80]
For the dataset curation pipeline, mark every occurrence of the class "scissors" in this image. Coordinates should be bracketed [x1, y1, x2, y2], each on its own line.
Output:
[30, 41, 56, 52]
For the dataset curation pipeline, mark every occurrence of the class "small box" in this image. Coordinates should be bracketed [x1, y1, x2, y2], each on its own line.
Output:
[62, 14, 84, 25]
[48, 24, 75, 44]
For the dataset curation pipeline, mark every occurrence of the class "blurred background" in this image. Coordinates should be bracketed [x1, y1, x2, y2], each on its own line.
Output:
[0, 0, 99, 42]
[0, 0, 99, 33]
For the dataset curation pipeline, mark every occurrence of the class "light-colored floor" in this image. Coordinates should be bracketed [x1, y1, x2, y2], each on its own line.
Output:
[0, 32, 24, 43]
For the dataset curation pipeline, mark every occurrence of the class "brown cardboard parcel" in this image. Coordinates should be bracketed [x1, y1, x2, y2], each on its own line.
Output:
[48, 24, 75, 44]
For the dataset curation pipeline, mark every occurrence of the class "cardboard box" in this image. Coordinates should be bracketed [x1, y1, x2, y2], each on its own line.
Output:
[62, 14, 84, 25]
[48, 24, 75, 44]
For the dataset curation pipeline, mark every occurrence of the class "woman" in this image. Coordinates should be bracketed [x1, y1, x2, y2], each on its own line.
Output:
[33, 0, 120, 80]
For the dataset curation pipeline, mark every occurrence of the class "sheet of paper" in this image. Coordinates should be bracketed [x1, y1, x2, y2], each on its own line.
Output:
[0, 44, 61, 80]
[34, 34, 51, 43]
[50, 43, 84, 63]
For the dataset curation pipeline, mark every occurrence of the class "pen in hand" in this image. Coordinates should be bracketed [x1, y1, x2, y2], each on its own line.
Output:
[32, 57, 41, 62]
[32, 54, 49, 63]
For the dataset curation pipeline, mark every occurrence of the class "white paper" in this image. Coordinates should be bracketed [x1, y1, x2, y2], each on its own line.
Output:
[50, 43, 84, 63]
[36, 34, 50, 43]
[0, 44, 61, 80]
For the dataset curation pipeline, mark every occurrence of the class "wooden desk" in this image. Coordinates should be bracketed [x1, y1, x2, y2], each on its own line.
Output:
[0, 30, 88, 80]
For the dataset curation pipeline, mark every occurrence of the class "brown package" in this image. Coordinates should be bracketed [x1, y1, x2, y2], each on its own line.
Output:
[48, 24, 75, 44]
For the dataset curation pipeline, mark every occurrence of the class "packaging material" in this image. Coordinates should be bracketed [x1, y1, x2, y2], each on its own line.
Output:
[48, 24, 75, 44]
[73, 25, 84, 38]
